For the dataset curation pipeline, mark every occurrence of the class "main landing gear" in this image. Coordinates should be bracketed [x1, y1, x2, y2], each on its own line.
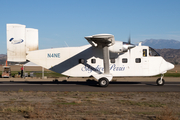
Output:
[156, 74, 165, 86]
[99, 77, 109, 87]
[93, 74, 112, 87]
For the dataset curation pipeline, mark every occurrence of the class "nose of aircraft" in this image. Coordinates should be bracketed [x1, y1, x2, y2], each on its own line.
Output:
[167, 62, 174, 70]
[160, 60, 175, 73]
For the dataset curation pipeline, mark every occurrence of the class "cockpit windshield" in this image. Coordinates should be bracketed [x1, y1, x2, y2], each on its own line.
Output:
[149, 47, 160, 56]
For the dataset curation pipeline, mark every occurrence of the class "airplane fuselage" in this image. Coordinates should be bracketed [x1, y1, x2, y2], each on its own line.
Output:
[26, 44, 173, 78]
[6, 24, 174, 87]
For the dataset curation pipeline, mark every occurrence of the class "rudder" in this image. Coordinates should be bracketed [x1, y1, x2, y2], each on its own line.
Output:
[7, 24, 38, 62]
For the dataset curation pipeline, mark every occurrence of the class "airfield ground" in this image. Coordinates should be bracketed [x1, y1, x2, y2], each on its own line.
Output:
[0, 91, 179, 120]
[0, 65, 179, 120]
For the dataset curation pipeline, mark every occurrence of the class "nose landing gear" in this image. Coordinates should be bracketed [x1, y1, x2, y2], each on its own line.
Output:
[156, 74, 165, 86]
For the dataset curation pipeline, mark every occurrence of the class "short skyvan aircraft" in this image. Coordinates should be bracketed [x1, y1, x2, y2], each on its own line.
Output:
[6, 24, 174, 87]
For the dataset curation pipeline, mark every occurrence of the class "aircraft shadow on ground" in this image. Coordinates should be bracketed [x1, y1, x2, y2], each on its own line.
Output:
[8, 79, 143, 87]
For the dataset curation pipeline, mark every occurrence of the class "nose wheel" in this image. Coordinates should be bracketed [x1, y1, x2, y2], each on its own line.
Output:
[156, 74, 165, 86]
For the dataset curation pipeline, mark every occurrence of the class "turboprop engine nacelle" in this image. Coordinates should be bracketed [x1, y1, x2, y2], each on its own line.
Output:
[109, 41, 135, 53]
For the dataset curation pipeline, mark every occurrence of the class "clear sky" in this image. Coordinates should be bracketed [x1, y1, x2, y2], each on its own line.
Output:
[0, 0, 180, 54]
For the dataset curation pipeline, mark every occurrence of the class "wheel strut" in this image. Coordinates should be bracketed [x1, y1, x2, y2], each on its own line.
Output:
[156, 74, 165, 86]
[160, 74, 164, 82]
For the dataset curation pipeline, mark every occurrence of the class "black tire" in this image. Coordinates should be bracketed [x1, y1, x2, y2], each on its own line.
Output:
[99, 77, 109, 87]
[156, 78, 165, 86]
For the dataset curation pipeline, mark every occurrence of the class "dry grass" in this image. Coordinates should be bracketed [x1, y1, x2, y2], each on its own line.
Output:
[155, 108, 179, 120]
[0, 92, 179, 119]
[2, 106, 34, 113]
[118, 100, 166, 107]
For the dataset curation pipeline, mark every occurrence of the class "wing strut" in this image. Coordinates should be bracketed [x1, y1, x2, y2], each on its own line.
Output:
[103, 46, 110, 74]
[85, 34, 114, 75]
[84, 34, 136, 87]
[84, 34, 114, 83]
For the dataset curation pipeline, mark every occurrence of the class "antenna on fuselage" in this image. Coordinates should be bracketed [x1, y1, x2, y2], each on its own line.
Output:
[64, 41, 69, 47]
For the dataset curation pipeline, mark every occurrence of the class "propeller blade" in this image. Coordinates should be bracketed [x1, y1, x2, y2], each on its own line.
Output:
[122, 35, 135, 52]
[128, 35, 131, 44]
[128, 35, 132, 56]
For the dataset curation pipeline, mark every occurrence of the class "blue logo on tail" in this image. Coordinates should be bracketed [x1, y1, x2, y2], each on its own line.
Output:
[9, 38, 24, 44]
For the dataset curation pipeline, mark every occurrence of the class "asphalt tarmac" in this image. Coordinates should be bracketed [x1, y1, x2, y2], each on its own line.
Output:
[0, 77, 179, 92]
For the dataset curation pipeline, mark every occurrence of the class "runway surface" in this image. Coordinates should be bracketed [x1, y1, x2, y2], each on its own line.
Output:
[0, 80, 179, 92]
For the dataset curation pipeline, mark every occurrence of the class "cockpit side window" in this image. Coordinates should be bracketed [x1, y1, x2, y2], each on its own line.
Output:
[149, 47, 160, 56]
[143, 49, 147, 57]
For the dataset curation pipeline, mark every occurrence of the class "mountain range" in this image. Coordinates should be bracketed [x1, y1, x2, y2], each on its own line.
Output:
[0, 54, 7, 65]
[142, 39, 180, 49]
[156, 49, 180, 65]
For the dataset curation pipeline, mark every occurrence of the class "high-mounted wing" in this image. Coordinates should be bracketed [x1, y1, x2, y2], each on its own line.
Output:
[84, 34, 136, 87]
[85, 34, 115, 47]
[85, 34, 115, 85]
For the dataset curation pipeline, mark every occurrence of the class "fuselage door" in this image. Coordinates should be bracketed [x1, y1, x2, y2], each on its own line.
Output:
[142, 48, 149, 75]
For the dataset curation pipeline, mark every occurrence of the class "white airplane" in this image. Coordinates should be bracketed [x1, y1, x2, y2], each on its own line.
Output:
[6, 24, 174, 87]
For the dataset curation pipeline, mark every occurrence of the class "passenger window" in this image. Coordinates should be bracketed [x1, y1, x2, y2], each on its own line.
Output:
[91, 59, 96, 64]
[111, 59, 115, 63]
[135, 58, 141, 63]
[122, 58, 128, 63]
[143, 49, 147, 57]
[79, 59, 85, 64]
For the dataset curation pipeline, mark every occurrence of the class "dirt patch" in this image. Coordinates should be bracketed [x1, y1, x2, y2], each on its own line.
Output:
[0, 91, 179, 120]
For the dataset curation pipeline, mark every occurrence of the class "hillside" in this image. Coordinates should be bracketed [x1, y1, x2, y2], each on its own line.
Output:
[141, 39, 180, 64]
[156, 49, 180, 65]
[142, 39, 180, 49]
[0, 54, 6, 59]
[0, 54, 7, 65]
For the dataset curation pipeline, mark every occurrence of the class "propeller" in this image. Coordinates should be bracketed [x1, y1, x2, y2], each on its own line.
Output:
[127, 35, 134, 63]
[128, 35, 131, 44]
[122, 35, 135, 52]
[128, 35, 132, 55]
